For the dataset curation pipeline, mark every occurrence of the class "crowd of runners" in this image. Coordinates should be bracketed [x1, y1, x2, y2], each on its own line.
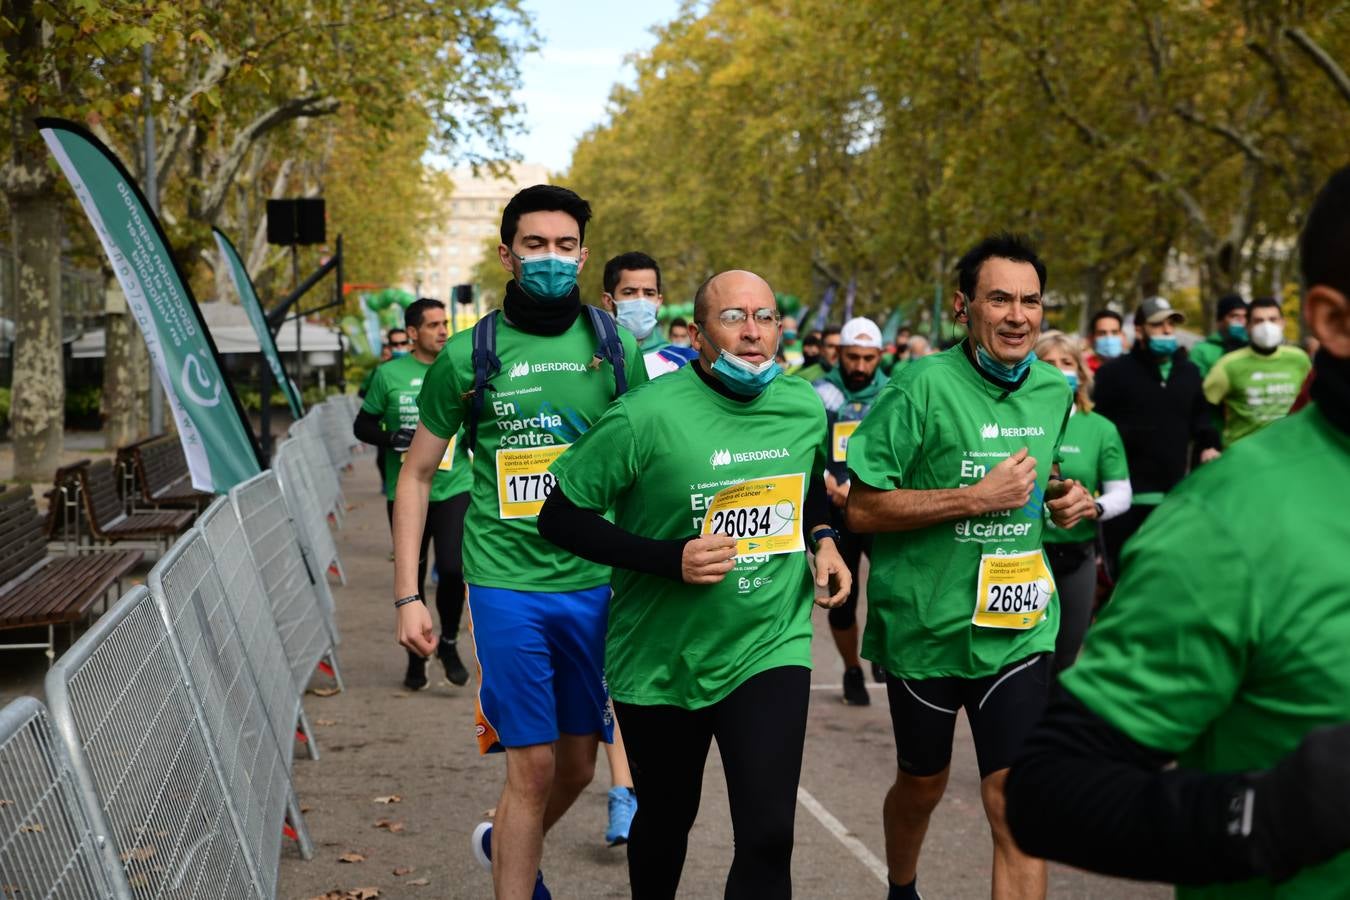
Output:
[353, 166, 1350, 899]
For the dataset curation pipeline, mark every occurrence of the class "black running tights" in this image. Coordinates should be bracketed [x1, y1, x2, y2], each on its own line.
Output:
[615, 665, 810, 900]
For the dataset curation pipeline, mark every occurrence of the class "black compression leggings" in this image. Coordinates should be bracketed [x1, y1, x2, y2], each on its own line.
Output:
[386, 493, 468, 651]
[615, 665, 810, 900]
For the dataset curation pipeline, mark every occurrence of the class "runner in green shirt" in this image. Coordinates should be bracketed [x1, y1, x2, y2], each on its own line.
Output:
[1034, 332, 1132, 672]
[845, 234, 1094, 900]
[354, 302, 471, 690]
[539, 270, 849, 899]
[358, 330, 401, 493]
[1203, 296, 1313, 446]
[391, 185, 646, 900]
[1189, 293, 1249, 378]
[1006, 165, 1350, 897]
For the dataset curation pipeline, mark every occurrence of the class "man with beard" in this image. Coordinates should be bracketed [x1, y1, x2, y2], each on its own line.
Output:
[814, 316, 889, 703]
[1006, 164, 1350, 900]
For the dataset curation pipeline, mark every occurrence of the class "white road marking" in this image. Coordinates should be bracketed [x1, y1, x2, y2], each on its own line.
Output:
[796, 785, 888, 885]
[809, 682, 886, 691]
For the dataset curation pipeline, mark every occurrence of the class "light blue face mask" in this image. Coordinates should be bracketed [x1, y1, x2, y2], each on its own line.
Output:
[975, 342, 1037, 384]
[390, 349, 409, 359]
[1061, 369, 1080, 393]
[615, 299, 660, 340]
[1094, 335, 1123, 358]
[1225, 323, 1249, 343]
[704, 332, 782, 395]
[1148, 335, 1178, 357]
[515, 251, 580, 300]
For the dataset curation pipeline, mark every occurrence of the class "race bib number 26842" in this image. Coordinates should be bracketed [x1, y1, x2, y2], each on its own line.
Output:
[972, 550, 1055, 630]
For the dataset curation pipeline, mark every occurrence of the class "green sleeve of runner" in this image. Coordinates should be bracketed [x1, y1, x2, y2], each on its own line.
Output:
[1202, 358, 1230, 406]
[1052, 391, 1071, 466]
[359, 365, 387, 417]
[550, 403, 639, 513]
[416, 349, 465, 440]
[1061, 495, 1253, 754]
[845, 382, 922, 490]
[1099, 417, 1130, 483]
[622, 329, 650, 390]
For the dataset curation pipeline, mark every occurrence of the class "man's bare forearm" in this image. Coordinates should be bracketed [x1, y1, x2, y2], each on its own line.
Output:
[846, 483, 985, 533]
[391, 466, 432, 598]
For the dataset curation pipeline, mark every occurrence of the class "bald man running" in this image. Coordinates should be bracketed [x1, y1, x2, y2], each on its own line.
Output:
[540, 270, 850, 899]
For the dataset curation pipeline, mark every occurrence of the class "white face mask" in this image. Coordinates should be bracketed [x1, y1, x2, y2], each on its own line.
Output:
[1250, 320, 1284, 350]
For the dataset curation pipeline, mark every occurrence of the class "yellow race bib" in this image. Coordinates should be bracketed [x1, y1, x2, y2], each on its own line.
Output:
[495, 444, 569, 519]
[831, 420, 860, 463]
[972, 550, 1055, 630]
[700, 473, 806, 558]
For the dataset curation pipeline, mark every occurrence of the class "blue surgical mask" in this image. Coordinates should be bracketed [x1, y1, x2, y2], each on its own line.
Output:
[1225, 323, 1249, 343]
[1061, 369, 1079, 393]
[975, 342, 1037, 384]
[514, 251, 579, 300]
[1148, 335, 1178, 357]
[390, 349, 409, 359]
[1094, 335, 1123, 358]
[783, 330, 798, 342]
[704, 333, 782, 395]
[671, 337, 691, 348]
[615, 299, 659, 340]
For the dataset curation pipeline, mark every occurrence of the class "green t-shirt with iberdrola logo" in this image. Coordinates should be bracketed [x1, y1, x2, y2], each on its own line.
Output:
[1203, 345, 1312, 446]
[847, 342, 1073, 680]
[1043, 408, 1129, 544]
[550, 364, 826, 709]
[1062, 406, 1350, 900]
[360, 354, 471, 502]
[417, 312, 647, 591]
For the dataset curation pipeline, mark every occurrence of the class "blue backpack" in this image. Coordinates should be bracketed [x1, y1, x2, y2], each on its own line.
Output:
[465, 306, 628, 449]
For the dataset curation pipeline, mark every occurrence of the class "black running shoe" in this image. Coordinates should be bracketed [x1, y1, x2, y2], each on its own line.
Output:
[404, 654, 430, 691]
[439, 640, 470, 686]
[843, 666, 870, 706]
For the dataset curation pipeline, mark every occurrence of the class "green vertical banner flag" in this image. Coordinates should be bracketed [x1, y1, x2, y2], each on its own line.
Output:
[212, 227, 304, 418]
[39, 118, 263, 493]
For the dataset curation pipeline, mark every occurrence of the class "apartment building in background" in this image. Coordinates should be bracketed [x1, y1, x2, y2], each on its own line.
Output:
[404, 162, 551, 302]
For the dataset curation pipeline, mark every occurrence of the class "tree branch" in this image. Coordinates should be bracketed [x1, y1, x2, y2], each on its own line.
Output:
[200, 94, 341, 223]
[1284, 26, 1350, 108]
[155, 50, 239, 185]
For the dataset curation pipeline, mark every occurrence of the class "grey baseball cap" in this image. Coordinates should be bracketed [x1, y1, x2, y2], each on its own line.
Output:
[1135, 296, 1186, 326]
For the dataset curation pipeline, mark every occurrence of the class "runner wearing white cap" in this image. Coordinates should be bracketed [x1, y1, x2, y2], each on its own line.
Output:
[813, 316, 889, 704]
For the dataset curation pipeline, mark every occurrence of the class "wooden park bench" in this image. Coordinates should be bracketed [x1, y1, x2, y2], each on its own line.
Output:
[117, 434, 212, 511]
[69, 459, 193, 555]
[0, 485, 142, 663]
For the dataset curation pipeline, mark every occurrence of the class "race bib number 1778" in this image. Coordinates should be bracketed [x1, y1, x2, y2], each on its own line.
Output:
[700, 473, 806, 558]
[496, 444, 569, 519]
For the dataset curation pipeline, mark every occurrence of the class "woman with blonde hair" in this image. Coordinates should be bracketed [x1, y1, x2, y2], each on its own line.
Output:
[1035, 332, 1132, 670]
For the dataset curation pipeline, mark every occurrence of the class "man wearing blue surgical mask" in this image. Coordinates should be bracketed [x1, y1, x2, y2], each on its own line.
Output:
[601, 251, 698, 379]
[1093, 296, 1221, 582]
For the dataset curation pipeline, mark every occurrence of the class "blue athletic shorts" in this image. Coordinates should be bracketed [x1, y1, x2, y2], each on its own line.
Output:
[466, 583, 614, 754]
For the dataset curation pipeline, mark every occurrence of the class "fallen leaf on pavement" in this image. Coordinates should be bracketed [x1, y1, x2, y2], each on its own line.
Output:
[392, 866, 414, 876]
[310, 687, 341, 697]
[120, 845, 156, 862]
[316, 719, 337, 726]
[373, 795, 401, 805]
[337, 852, 366, 864]
[19, 822, 44, 833]
[373, 819, 404, 833]
[406, 878, 430, 886]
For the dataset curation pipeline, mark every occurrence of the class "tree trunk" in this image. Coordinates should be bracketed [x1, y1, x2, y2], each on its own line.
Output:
[100, 275, 145, 448]
[9, 187, 65, 482]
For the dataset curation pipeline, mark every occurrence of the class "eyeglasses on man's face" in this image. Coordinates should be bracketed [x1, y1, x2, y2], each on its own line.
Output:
[704, 308, 781, 328]
[389, 340, 411, 348]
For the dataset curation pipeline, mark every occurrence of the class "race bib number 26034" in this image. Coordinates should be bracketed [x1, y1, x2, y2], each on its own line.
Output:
[700, 473, 806, 558]
[495, 444, 569, 519]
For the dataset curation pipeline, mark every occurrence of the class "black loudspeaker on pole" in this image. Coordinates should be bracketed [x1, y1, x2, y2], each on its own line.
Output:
[267, 197, 326, 246]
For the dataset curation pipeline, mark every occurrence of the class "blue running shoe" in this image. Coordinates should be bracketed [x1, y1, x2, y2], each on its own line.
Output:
[471, 822, 551, 899]
[605, 786, 637, 846]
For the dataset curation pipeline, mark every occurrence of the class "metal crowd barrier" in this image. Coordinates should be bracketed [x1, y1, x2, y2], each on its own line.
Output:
[197, 497, 322, 759]
[147, 529, 315, 893]
[275, 436, 346, 587]
[288, 415, 345, 530]
[46, 586, 267, 900]
[0, 696, 118, 898]
[229, 471, 343, 698]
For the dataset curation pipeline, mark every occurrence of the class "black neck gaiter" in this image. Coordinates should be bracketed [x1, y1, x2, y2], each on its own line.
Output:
[1311, 349, 1350, 438]
[501, 279, 582, 336]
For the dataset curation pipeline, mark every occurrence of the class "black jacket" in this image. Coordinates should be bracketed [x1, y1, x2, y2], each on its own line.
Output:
[1092, 344, 1220, 496]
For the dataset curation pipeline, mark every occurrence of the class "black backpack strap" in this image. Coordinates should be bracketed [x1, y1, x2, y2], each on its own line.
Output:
[584, 305, 627, 397]
[466, 310, 501, 450]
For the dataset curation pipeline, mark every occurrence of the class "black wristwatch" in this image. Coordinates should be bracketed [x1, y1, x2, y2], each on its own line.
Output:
[809, 527, 840, 550]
